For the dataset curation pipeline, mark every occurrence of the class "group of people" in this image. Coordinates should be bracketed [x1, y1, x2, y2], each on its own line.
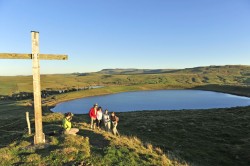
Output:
[62, 103, 119, 136]
[89, 103, 119, 136]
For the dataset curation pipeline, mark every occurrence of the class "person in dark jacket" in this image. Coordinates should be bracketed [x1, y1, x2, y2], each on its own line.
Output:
[111, 112, 119, 136]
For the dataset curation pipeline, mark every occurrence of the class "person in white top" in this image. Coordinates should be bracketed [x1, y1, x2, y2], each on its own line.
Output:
[96, 107, 103, 130]
[103, 109, 111, 132]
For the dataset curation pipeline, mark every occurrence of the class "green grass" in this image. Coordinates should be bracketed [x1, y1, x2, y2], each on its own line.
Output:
[0, 65, 249, 96]
[0, 65, 250, 165]
[117, 107, 250, 166]
[76, 106, 250, 166]
[0, 103, 249, 165]
[0, 102, 184, 166]
[0, 134, 91, 166]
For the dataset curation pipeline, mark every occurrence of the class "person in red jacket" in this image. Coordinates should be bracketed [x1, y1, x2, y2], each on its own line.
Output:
[89, 103, 98, 130]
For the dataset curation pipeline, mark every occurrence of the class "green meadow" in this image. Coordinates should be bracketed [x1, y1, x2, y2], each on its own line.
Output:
[0, 65, 250, 165]
[0, 65, 249, 96]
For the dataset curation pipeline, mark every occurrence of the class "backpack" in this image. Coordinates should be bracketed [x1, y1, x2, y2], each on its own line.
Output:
[115, 116, 119, 122]
[89, 109, 91, 117]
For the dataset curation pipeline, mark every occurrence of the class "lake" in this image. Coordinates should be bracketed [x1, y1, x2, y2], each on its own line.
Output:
[51, 90, 250, 114]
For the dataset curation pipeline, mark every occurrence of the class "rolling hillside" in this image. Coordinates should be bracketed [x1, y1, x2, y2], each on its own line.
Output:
[0, 65, 249, 165]
[0, 65, 249, 96]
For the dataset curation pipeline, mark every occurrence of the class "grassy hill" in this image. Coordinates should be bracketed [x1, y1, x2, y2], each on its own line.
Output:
[0, 101, 185, 166]
[98, 65, 250, 76]
[0, 65, 249, 96]
[117, 107, 250, 166]
[0, 65, 250, 165]
[98, 68, 175, 75]
[0, 100, 249, 165]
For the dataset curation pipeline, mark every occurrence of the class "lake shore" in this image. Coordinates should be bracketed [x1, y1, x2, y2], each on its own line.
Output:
[51, 89, 250, 114]
[45, 84, 250, 112]
[46, 84, 250, 165]
[1, 84, 249, 166]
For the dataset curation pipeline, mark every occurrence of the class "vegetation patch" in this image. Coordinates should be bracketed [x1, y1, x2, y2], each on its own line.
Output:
[117, 107, 250, 166]
[0, 65, 249, 165]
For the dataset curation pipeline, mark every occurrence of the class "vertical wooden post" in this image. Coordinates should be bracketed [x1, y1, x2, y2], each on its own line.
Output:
[26, 112, 31, 135]
[0, 32, 68, 144]
[32, 31, 45, 144]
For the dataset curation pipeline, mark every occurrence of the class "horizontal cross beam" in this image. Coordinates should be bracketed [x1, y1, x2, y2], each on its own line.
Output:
[0, 53, 68, 60]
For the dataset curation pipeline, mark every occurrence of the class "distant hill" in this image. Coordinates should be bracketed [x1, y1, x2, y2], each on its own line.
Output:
[0, 65, 249, 96]
[97, 65, 250, 75]
[175, 65, 250, 75]
[98, 68, 176, 75]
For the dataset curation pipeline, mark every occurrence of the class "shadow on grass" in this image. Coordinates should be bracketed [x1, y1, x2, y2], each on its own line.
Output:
[78, 129, 110, 157]
[118, 107, 250, 166]
[0, 101, 34, 147]
[35, 144, 61, 158]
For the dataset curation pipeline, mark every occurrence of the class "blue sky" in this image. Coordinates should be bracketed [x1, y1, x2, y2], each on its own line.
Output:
[0, 0, 249, 76]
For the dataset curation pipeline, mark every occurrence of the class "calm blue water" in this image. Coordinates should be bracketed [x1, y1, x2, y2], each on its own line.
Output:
[51, 90, 250, 114]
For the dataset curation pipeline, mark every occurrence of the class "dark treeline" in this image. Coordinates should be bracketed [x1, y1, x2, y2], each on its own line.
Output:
[0, 86, 99, 101]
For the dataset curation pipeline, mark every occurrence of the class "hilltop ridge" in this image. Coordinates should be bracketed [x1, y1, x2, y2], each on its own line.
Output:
[98, 68, 176, 74]
[97, 65, 250, 75]
[0, 65, 249, 97]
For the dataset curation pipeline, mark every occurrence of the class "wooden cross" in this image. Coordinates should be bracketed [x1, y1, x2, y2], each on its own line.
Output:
[0, 31, 68, 144]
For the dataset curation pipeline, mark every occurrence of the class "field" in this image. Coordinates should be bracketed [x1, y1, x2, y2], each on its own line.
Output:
[0, 65, 250, 165]
[0, 101, 184, 166]
[78, 106, 250, 166]
[0, 100, 249, 165]
[118, 107, 250, 166]
[0, 65, 249, 96]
